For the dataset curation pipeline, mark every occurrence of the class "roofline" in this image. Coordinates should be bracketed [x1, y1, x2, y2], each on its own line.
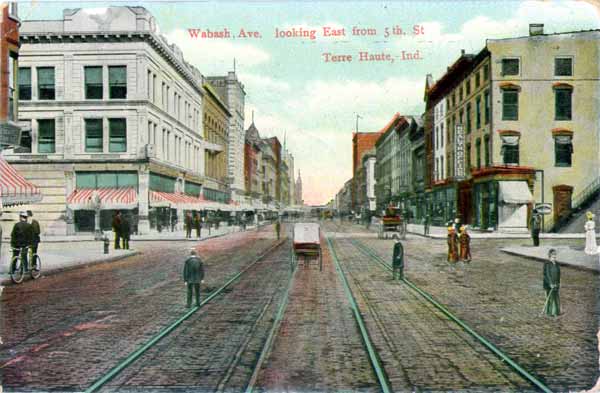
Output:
[487, 28, 600, 43]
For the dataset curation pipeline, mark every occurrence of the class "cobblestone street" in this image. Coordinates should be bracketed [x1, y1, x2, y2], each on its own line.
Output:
[324, 220, 600, 392]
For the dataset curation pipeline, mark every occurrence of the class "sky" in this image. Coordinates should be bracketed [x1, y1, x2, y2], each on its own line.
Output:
[17, 0, 600, 205]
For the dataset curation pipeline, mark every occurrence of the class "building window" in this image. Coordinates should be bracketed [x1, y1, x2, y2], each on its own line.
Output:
[555, 57, 573, 77]
[18, 120, 32, 153]
[501, 135, 519, 165]
[484, 135, 490, 167]
[466, 103, 472, 133]
[501, 58, 519, 76]
[18, 67, 31, 100]
[77, 172, 138, 189]
[555, 88, 572, 120]
[484, 90, 490, 124]
[38, 119, 56, 153]
[475, 96, 481, 129]
[108, 66, 127, 99]
[502, 89, 519, 120]
[475, 71, 481, 88]
[459, 86, 463, 101]
[109, 118, 127, 152]
[85, 119, 103, 152]
[483, 64, 489, 81]
[37, 67, 55, 100]
[466, 143, 471, 170]
[554, 135, 573, 167]
[476, 138, 481, 168]
[8, 52, 17, 121]
[466, 79, 471, 96]
[85, 66, 103, 99]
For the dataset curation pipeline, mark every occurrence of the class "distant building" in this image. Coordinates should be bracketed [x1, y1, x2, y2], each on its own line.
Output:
[295, 170, 303, 206]
[244, 120, 263, 201]
[352, 130, 383, 210]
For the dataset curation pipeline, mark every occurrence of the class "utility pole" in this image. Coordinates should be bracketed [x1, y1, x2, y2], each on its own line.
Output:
[355, 114, 362, 132]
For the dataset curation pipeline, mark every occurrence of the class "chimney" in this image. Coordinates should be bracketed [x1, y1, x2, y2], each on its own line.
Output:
[426, 73, 433, 89]
[529, 23, 544, 36]
[461, 49, 465, 56]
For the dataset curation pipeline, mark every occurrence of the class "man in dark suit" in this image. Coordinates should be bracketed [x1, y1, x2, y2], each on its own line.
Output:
[112, 211, 122, 249]
[183, 249, 205, 308]
[121, 214, 131, 250]
[392, 234, 404, 280]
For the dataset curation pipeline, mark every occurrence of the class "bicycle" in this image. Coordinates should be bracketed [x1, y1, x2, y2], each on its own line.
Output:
[10, 246, 42, 284]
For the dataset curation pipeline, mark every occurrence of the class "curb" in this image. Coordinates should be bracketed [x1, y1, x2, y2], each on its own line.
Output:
[500, 249, 599, 274]
[0, 250, 141, 286]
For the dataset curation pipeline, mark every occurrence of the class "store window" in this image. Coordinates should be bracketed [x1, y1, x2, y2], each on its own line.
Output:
[149, 173, 175, 193]
[18, 67, 31, 100]
[76, 172, 138, 189]
[37, 67, 55, 100]
[85, 66, 103, 99]
[185, 181, 202, 197]
[501, 135, 519, 165]
[109, 118, 127, 152]
[554, 135, 573, 167]
[85, 119, 103, 152]
[38, 119, 55, 153]
[109, 66, 127, 99]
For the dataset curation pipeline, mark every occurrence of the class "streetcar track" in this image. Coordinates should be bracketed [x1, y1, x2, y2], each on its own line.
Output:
[343, 235, 552, 392]
[85, 238, 292, 393]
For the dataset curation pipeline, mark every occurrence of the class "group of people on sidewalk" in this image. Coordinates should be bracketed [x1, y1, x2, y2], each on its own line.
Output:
[184, 212, 204, 239]
[111, 211, 132, 250]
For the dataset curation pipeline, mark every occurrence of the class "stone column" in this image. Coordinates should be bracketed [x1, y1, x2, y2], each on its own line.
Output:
[138, 164, 150, 234]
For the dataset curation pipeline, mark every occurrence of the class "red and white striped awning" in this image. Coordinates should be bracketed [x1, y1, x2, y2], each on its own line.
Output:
[67, 187, 137, 210]
[149, 191, 203, 209]
[0, 157, 43, 208]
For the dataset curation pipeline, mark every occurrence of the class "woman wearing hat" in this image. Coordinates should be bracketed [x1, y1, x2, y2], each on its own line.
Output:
[459, 225, 471, 262]
[447, 226, 458, 263]
[584, 211, 598, 255]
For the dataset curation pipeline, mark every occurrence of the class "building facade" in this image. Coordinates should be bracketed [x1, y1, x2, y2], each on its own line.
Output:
[206, 72, 246, 202]
[244, 121, 263, 200]
[352, 130, 383, 210]
[374, 114, 404, 211]
[295, 170, 303, 206]
[202, 82, 231, 203]
[3, 6, 227, 235]
[0, 2, 20, 147]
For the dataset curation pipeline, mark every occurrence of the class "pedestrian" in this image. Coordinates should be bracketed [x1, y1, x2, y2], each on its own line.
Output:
[424, 214, 430, 236]
[447, 226, 458, 263]
[194, 212, 202, 238]
[543, 248, 561, 317]
[10, 212, 33, 271]
[183, 248, 205, 308]
[392, 234, 404, 280]
[240, 213, 247, 231]
[275, 219, 281, 240]
[531, 210, 541, 247]
[459, 225, 471, 262]
[112, 211, 122, 249]
[215, 210, 221, 230]
[121, 214, 131, 250]
[185, 211, 193, 239]
[27, 210, 41, 262]
[584, 211, 597, 255]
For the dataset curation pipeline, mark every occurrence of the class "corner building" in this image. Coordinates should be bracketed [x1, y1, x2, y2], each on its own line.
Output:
[3, 7, 226, 235]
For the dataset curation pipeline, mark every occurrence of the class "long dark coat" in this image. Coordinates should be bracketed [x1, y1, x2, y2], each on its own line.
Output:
[543, 261, 561, 316]
[392, 242, 404, 269]
[183, 256, 205, 283]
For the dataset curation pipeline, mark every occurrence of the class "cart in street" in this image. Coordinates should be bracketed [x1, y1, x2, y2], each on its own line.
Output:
[292, 222, 322, 271]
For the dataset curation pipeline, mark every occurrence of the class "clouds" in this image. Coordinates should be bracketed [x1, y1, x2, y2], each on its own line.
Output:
[164, 29, 271, 75]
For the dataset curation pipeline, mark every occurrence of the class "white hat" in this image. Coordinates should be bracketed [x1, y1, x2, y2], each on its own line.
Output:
[19, 211, 27, 217]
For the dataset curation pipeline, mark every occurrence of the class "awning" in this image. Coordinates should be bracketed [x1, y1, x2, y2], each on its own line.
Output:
[0, 157, 43, 207]
[499, 181, 533, 204]
[67, 187, 137, 210]
[149, 191, 208, 210]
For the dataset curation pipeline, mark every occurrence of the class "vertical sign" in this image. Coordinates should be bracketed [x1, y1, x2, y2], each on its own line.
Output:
[454, 124, 465, 179]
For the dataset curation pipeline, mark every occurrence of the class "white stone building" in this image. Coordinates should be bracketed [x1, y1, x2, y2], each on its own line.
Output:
[433, 98, 447, 182]
[3, 6, 228, 235]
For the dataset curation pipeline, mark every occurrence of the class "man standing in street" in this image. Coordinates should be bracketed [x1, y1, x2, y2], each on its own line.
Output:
[121, 214, 131, 250]
[10, 212, 33, 271]
[531, 210, 541, 247]
[543, 248, 561, 317]
[112, 211, 122, 249]
[424, 214, 430, 236]
[392, 234, 404, 280]
[185, 211, 193, 239]
[275, 219, 281, 240]
[183, 248, 205, 308]
[27, 211, 41, 265]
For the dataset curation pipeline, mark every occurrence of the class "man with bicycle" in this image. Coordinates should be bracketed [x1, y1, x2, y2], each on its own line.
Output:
[10, 212, 34, 272]
[27, 211, 41, 260]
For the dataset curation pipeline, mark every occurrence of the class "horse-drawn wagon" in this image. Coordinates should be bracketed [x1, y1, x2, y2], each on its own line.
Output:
[292, 223, 322, 270]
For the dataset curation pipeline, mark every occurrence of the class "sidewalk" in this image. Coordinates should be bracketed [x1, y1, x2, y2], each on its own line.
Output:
[501, 245, 599, 272]
[0, 223, 269, 284]
[406, 223, 591, 239]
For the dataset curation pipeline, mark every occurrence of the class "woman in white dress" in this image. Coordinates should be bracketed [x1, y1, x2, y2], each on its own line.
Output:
[584, 211, 598, 255]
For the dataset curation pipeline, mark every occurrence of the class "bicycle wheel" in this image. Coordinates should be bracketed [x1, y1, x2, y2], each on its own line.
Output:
[30, 254, 41, 279]
[10, 256, 24, 284]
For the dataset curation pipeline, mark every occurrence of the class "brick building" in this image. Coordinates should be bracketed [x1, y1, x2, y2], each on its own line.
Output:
[352, 130, 383, 210]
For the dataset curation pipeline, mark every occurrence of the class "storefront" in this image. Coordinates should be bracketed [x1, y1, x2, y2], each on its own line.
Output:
[429, 185, 457, 226]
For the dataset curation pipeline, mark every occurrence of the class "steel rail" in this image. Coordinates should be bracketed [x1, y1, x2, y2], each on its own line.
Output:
[85, 239, 286, 393]
[325, 237, 392, 393]
[348, 238, 553, 393]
